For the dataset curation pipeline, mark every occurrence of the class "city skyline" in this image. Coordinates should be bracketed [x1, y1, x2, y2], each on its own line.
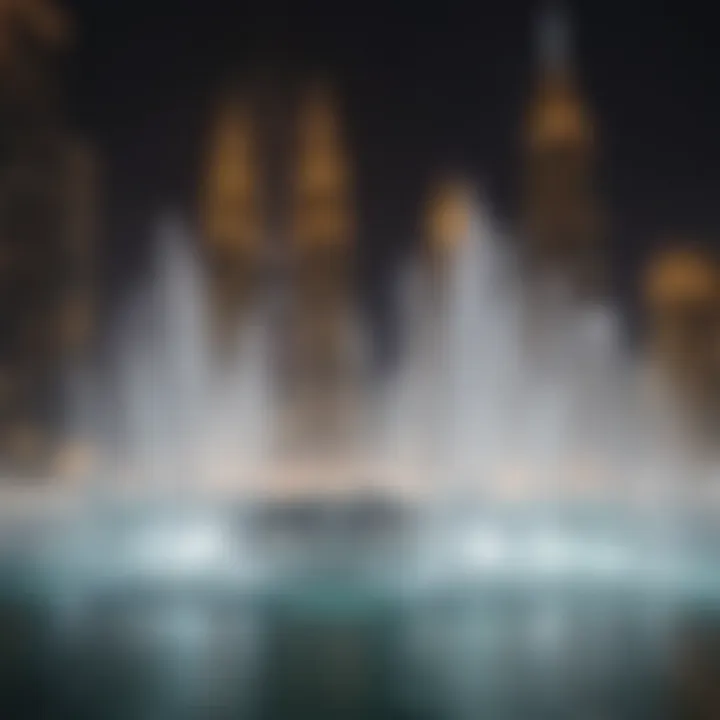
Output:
[63, 0, 720, 313]
[1, 0, 719, 472]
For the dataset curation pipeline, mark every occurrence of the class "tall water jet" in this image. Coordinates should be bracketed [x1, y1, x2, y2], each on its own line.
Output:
[107, 215, 278, 499]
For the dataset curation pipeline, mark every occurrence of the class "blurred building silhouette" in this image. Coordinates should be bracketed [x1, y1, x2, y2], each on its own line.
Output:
[421, 177, 475, 446]
[286, 81, 358, 454]
[641, 246, 720, 452]
[200, 78, 361, 457]
[521, 4, 603, 301]
[0, 0, 98, 477]
[419, 177, 473, 359]
[200, 89, 264, 346]
[424, 178, 471, 272]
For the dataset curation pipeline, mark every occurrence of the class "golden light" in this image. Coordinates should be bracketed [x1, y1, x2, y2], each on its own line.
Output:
[292, 81, 353, 252]
[425, 179, 473, 254]
[643, 248, 718, 312]
[201, 95, 263, 254]
[526, 82, 594, 152]
[0, 0, 71, 76]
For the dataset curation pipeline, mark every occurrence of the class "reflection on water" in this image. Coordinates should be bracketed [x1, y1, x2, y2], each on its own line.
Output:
[0, 499, 719, 718]
[1, 189, 719, 718]
[57, 590, 262, 719]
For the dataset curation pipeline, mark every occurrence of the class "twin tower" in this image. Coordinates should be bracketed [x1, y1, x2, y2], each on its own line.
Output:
[200, 79, 354, 336]
[200, 78, 358, 453]
[200, 4, 602, 328]
[199, 6, 606, 400]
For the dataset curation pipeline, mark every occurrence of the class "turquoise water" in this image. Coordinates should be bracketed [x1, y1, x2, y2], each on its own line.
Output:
[0, 500, 719, 718]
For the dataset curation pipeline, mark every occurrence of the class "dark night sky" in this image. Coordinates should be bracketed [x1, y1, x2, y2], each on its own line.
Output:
[63, 0, 720, 321]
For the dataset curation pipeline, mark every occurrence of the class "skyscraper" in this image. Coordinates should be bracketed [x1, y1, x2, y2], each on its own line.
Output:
[424, 178, 471, 267]
[199, 77, 361, 462]
[0, 0, 98, 477]
[521, 3, 603, 299]
[285, 81, 359, 457]
[290, 81, 353, 254]
[641, 246, 720, 452]
[420, 177, 474, 358]
[200, 89, 264, 347]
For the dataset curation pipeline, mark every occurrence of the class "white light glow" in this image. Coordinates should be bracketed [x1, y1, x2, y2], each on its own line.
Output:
[461, 527, 509, 569]
[528, 530, 577, 575]
[132, 521, 230, 574]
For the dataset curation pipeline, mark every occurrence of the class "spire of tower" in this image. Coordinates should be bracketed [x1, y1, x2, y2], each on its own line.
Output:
[523, 2, 602, 300]
[201, 91, 262, 256]
[425, 178, 473, 256]
[292, 80, 353, 252]
[537, 1, 572, 75]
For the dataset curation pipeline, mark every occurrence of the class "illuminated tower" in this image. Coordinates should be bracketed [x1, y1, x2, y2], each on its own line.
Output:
[291, 81, 353, 253]
[521, 3, 603, 299]
[420, 178, 475, 462]
[425, 179, 472, 268]
[200, 90, 264, 346]
[419, 177, 474, 352]
[285, 80, 359, 456]
[641, 246, 720, 450]
[422, 179, 472, 281]
[0, 0, 70, 102]
[0, 0, 98, 476]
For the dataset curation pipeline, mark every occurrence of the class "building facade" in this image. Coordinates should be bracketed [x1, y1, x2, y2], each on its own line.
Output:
[521, 5, 604, 300]
[200, 90, 264, 348]
[641, 246, 720, 453]
[200, 78, 361, 459]
[0, 0, 97, 477]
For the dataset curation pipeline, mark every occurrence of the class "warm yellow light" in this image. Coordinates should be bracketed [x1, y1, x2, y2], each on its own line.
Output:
[526, 78, 594, 151]
[292, 81, 353, 252]
[643, 248, 718, 311]
[426, 179, 473, 252]
[53, 439, 95, 479]
[201, 96, 262, 254]
[0, 0, 71, 73]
